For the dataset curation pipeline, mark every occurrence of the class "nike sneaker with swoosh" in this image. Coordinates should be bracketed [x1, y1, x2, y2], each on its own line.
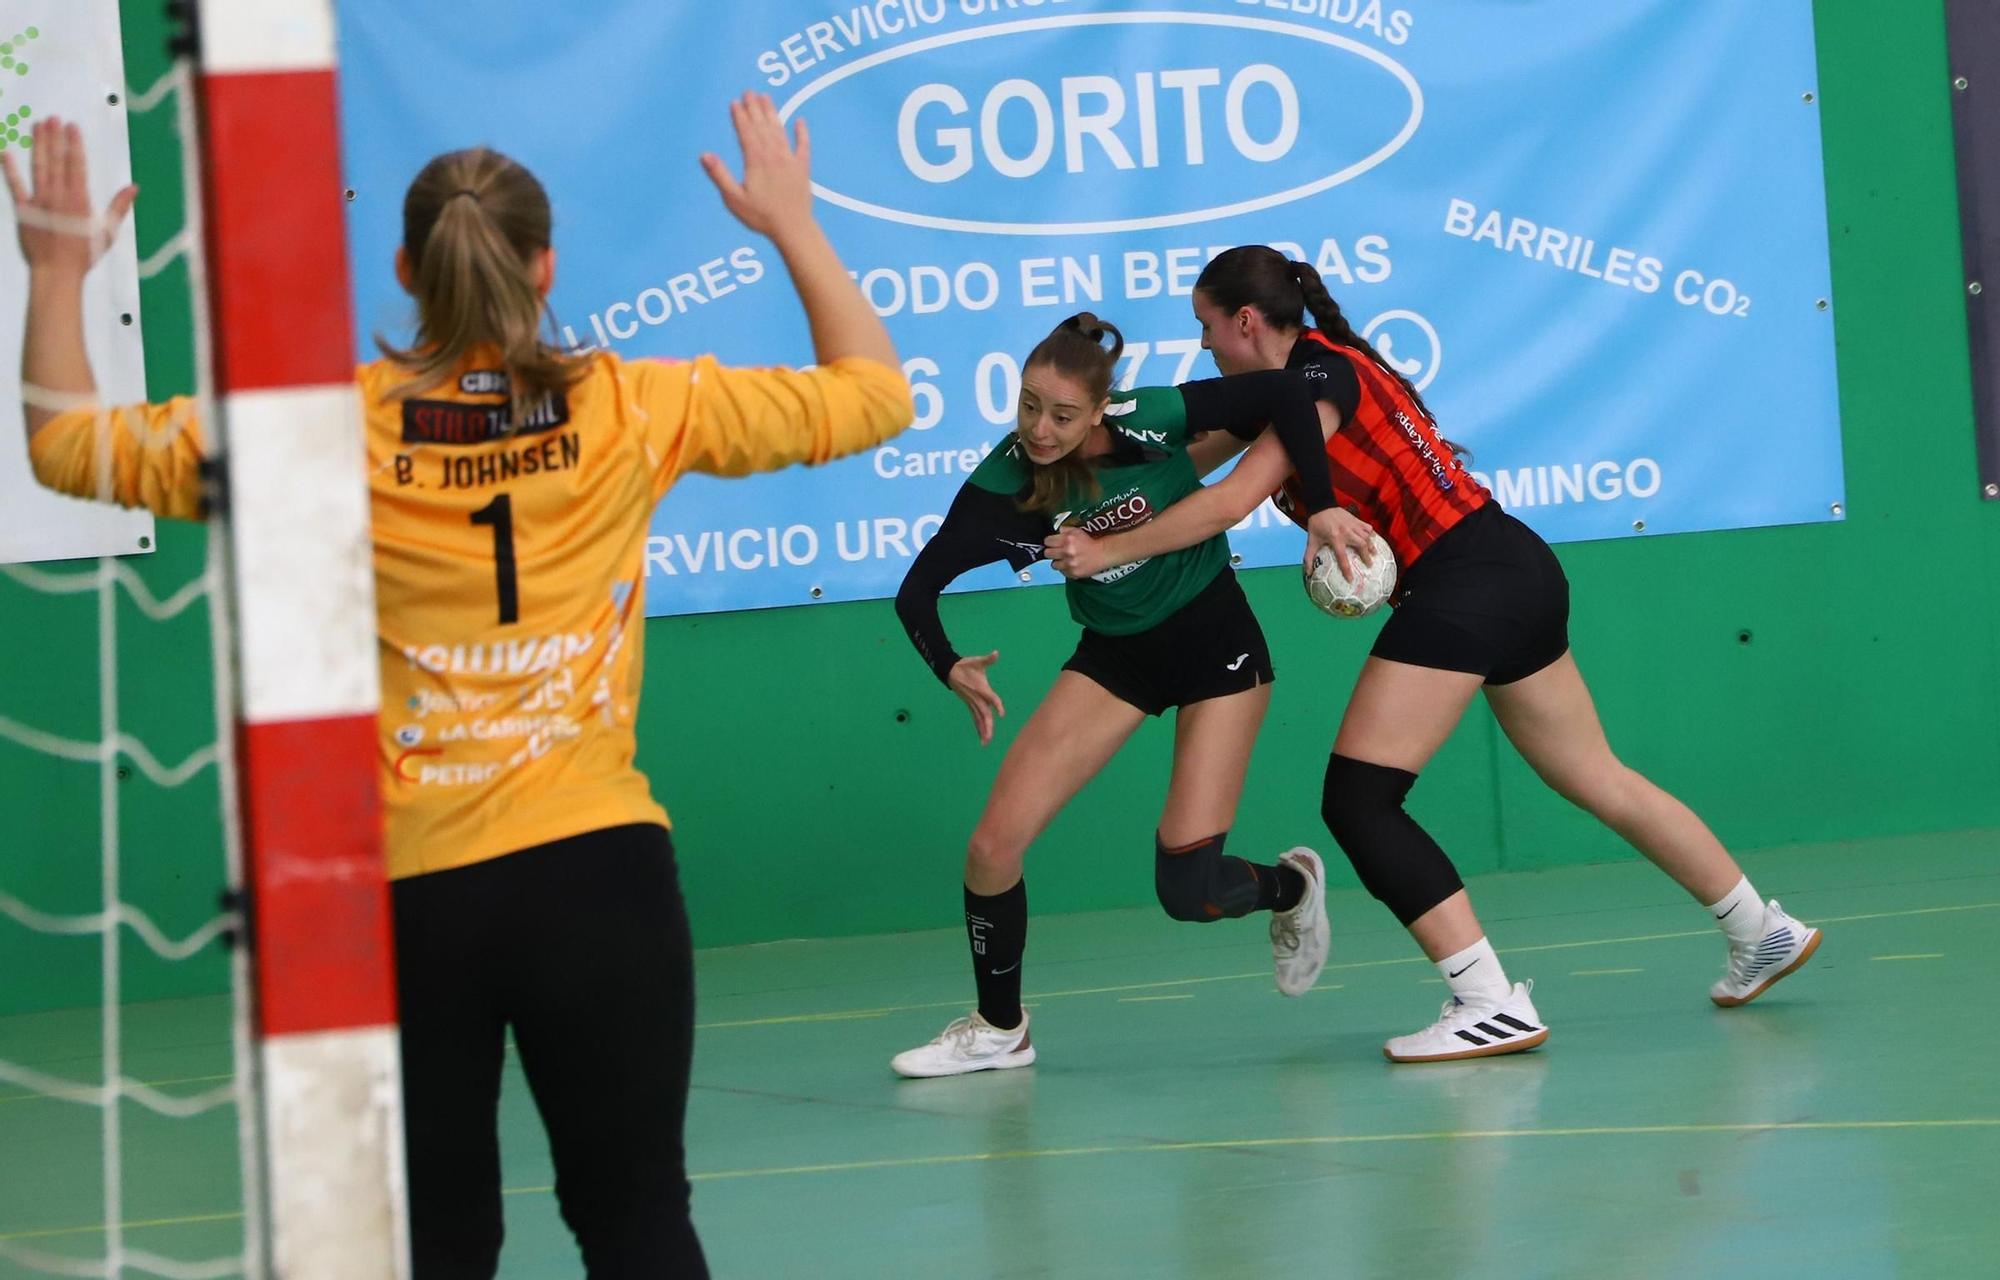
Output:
[1710, 901, 1822, 1007]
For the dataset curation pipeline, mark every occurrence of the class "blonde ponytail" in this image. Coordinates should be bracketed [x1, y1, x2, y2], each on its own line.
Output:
[378, 148, 586, 424]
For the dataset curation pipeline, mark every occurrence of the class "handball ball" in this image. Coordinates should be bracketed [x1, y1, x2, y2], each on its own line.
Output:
[1303, 536, 1396, 618]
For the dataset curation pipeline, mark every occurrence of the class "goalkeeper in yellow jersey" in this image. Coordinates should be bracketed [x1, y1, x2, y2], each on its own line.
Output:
[9, 94, 914, 1277]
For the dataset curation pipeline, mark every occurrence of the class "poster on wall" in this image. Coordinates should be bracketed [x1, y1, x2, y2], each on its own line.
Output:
[337, 0, 1845, 618]
[0, 0, 154, 565]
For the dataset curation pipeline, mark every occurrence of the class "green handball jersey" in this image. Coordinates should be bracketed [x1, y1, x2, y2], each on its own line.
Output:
[964, 386, 1228, 636]
[895, 367, 1334, 685]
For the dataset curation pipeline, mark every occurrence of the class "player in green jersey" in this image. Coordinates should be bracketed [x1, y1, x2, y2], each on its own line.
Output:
[890, 311, 1356, 1077]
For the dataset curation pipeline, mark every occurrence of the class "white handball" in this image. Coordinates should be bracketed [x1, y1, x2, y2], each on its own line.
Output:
[1303, 535, 1397, 618]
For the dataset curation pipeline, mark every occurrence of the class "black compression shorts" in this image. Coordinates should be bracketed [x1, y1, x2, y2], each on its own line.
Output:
[1370, 503, 1571, 686]
[1063, 568, 1275, 716]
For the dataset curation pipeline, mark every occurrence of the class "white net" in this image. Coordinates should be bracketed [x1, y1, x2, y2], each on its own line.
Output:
[0, 40, 262, 1279]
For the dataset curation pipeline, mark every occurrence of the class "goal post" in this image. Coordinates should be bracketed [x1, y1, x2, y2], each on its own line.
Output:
[194, 1, 407, 1274]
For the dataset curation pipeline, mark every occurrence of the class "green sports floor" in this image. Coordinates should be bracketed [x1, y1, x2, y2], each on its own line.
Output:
[4, 831, 1997, 1279]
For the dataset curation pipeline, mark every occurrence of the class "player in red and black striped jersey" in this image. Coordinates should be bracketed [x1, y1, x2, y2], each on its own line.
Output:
[1268, 326, 1491, 579]
[1046, 246, 1821, 1062]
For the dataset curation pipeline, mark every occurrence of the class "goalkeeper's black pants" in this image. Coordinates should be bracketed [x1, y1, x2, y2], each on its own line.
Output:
[392, 822, 706, 1279]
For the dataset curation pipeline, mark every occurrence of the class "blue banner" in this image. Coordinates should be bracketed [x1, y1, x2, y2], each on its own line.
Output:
[336, 0, 1844, 618]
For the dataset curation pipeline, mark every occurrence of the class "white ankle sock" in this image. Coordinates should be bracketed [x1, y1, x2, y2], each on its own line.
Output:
[1436, 937, 1510, 1005]
[1706, 876, 1767, 945]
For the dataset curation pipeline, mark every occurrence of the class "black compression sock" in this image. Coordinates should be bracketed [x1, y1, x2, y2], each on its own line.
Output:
[1261, 862, 1307, 914]
[965, 879, 1027, 1029]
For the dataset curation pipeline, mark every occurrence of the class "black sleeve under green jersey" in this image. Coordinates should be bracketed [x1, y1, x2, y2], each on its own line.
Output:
[894, 454, 1047, 684]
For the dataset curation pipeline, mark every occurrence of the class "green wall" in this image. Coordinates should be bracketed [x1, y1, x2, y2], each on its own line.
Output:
[1, 2, 1993, 1017]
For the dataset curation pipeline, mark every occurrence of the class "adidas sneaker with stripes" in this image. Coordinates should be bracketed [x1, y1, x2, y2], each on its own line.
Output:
[1384, 980, 1550, 1063]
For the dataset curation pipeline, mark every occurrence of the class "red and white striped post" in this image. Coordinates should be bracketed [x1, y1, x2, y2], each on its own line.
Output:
[195, 2, 407, 1275]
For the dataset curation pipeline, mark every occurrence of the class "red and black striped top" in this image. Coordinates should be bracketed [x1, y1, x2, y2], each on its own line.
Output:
[1277, 330, 1489, 574]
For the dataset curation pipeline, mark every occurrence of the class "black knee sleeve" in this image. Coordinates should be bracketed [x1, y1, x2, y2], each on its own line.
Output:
[1154, 831, 1262, 922]
[1321, 753, 1465, 926]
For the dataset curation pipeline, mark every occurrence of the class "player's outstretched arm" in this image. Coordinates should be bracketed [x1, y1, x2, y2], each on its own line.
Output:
[1047, 433, 1295, 580]
[1177, 370, 1338, 512]
[700, 92, 898, 374]
[654, 92, 912, 482]
[1185, 430, 1252, 478]
[1046, 432, 1377, 582]
[6, 117, 137, 438]
[896, 481, 1040, 746]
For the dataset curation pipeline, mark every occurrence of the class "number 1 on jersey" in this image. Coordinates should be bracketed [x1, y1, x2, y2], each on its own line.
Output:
[470, 493, 520, 625]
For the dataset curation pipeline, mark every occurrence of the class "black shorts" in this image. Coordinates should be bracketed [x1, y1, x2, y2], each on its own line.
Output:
[1371, 503, 1571, 686]
[1063, 568, 1275, 716]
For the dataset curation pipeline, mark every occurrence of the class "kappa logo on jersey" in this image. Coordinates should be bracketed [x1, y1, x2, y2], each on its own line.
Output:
[994, 535, 1047, 561]
[1392, 407, 1456, 492]
[401, 392, 571, 445]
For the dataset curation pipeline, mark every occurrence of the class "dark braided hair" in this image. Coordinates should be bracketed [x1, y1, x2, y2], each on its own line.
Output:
[1196, 245, 1442, 429]
[1017, 311, 1125, 513]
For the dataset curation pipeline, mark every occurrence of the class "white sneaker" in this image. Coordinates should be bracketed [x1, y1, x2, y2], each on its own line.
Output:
[1271, 847, 1330, 996]
[1384, 980, 1549, 1063]
[1711, 901, 1822, 1007]
[890, 1012, 1035, 1078]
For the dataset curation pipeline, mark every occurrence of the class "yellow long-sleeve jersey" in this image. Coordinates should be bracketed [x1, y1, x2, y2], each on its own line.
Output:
[31, 347, 913, 879]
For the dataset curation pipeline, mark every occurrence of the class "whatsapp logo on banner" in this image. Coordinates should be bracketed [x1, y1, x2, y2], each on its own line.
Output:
[780, 11, 1421, 236]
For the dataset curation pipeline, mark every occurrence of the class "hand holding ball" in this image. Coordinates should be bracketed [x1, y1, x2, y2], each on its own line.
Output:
[1303, 535, 1396, 618]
